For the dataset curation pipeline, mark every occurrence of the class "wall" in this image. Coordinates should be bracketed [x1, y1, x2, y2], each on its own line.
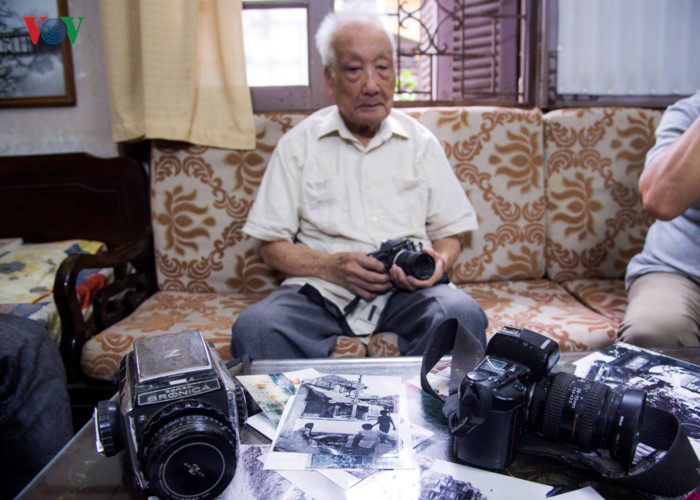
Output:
[0, 0, 117, 158]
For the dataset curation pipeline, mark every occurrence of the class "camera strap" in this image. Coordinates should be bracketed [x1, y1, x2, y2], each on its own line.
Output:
[419, 318, 700, 497]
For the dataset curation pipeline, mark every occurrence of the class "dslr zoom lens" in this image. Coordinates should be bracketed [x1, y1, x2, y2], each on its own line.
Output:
[529, 372, 645, 469]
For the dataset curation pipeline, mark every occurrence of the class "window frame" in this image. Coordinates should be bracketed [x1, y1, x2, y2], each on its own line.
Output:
[536, 0, 691, 109]
[243, 0, 333, 112]
[243, 0, 694, 112]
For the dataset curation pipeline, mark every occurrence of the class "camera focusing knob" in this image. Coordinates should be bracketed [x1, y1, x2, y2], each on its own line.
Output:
[95, 400, 123, 457]
[234, 385, 248, 427]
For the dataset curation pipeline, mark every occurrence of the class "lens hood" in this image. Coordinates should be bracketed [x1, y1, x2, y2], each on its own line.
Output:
[610, 389, 646, 469]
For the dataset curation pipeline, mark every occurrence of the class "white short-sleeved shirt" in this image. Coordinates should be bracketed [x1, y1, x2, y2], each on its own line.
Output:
[244, 106, 478, 334]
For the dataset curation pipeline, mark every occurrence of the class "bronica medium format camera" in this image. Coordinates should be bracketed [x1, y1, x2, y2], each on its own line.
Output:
[368, 239, 435, 280]
[94, 330, 246, 500]
[453, 326, 646, 471]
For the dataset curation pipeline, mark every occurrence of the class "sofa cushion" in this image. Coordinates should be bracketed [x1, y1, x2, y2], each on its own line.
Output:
[81, 291, 268, 382]
[543, 107, 661, 282]
[560, 278, 628, 325]
[461, 279, 618, 351]
[413, 107, 546, 283]
[150, 113, 307, 294]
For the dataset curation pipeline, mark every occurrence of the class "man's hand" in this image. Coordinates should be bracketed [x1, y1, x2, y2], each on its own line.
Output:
[325, 252, 391, 301]
[389, 246, 446, 291]
[259, 241, 391, 301]
[260, 236, 462, 300]
[387, 236, 462, 292]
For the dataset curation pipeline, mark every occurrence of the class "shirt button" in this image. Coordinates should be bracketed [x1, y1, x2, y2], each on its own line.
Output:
[370, 215, 379, 223]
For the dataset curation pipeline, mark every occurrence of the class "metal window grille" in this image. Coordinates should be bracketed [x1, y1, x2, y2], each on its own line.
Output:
[392, 0, 534, 105]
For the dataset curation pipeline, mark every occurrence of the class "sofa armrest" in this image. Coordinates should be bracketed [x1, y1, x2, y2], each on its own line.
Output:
[53, 231, 156, 380]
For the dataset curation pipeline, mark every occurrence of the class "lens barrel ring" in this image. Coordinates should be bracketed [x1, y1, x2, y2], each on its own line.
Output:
[541, 372, 576, 440]
[541, 373, 611, 448]
[575, 380, 611, 450]
[528, 377, 551, 430]
[141, 400, 230, 444]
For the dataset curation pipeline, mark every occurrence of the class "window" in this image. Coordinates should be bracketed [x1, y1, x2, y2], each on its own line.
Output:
[387, 0, 534, 105]
[540, 0, 700, 108]
[242, 0, 332, 111]
[242, 0, 700, 112]
[242, 0, 534, 109]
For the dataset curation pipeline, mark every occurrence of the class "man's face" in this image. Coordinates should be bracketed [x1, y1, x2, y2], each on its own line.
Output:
[325, 22, 395, 142]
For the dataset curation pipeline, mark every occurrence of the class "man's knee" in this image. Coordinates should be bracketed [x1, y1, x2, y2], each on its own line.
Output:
[433, 287, 488, 343]
[231, 303, 272, 357]
[0, 315, 64, 381]
[620, 273, 700, 347]
[0, 314, 48, 349]
[619, 311, 698, 347]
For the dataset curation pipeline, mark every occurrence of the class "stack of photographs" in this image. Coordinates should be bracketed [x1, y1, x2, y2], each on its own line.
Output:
[264, 373, 413, 471]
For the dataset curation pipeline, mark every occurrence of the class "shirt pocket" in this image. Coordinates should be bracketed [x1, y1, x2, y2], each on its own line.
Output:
[390, 175, 427, 230]
[302, 177, 347, 233]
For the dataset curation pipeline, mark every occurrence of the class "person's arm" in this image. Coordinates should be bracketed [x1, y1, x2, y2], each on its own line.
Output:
[388, 235, 462, 291]
[640, 115, 700, 220]
[260, 240, 391, 301]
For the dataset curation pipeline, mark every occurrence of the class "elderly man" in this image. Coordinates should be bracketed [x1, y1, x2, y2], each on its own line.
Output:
[231, 10, 487, 359]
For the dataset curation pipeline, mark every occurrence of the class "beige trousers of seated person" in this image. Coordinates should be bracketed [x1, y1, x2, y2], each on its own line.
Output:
[618, 272, 700, 347]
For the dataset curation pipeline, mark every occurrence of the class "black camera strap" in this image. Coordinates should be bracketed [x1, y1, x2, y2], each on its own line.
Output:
[419, 318, 700, 497]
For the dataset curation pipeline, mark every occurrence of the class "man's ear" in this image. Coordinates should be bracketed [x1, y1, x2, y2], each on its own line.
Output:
[324, 66, 336, 103]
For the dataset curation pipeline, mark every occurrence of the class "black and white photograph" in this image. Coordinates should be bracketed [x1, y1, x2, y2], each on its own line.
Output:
[574, 342, 700, 442]
[223, 444, 312, 499]
[248, 407, 434, 491]
[417, 459, 552, 499]
[266, 373, 413, 471]
[0, 0, 76, 107]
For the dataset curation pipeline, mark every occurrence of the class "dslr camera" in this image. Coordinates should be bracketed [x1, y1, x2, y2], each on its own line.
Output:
[94, 330, 246, 500]
[368, 239, 435, 280]
[452, 326, 646, 470]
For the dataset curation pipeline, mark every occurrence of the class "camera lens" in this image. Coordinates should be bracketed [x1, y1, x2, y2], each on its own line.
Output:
[144, 414, 237, 500]
[529, 372, 645, 469]
[394, 250, 435, 280]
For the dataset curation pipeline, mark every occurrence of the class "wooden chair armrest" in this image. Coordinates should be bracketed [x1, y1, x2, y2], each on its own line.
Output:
[53, 231, 156, 381]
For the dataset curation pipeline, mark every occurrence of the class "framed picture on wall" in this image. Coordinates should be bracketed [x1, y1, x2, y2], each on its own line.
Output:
[0, 0, 77, 108]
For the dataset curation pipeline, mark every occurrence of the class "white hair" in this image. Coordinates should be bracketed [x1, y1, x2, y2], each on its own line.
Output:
[315, 8, 396, 68]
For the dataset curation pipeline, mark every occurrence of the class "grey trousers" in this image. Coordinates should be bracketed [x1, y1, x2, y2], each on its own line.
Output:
[0, 314, 73, 499]
[618, 272, 700, 347]
[231, 284, 488, 359]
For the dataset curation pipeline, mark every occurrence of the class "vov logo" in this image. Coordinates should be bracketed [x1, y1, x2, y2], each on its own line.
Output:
[23, 16, 84, 45]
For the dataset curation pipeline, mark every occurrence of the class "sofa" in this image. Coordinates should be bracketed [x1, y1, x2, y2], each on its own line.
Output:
[75, 105, 662, 383]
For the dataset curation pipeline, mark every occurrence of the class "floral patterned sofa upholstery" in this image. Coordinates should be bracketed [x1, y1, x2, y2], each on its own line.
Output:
[80, 106, 662, 383]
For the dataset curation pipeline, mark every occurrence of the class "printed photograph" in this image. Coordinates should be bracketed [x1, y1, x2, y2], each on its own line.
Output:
[419, 459, 551, 499]
[236, 368, 319, 425]
[341, 456, 553, 500]
[224, 444, 311, 500]
[574, 342, 700, 440]
[266, 373, 413, 471]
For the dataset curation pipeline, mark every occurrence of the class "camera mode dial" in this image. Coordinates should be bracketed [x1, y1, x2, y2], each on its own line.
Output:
[466, 370, 488, 382]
